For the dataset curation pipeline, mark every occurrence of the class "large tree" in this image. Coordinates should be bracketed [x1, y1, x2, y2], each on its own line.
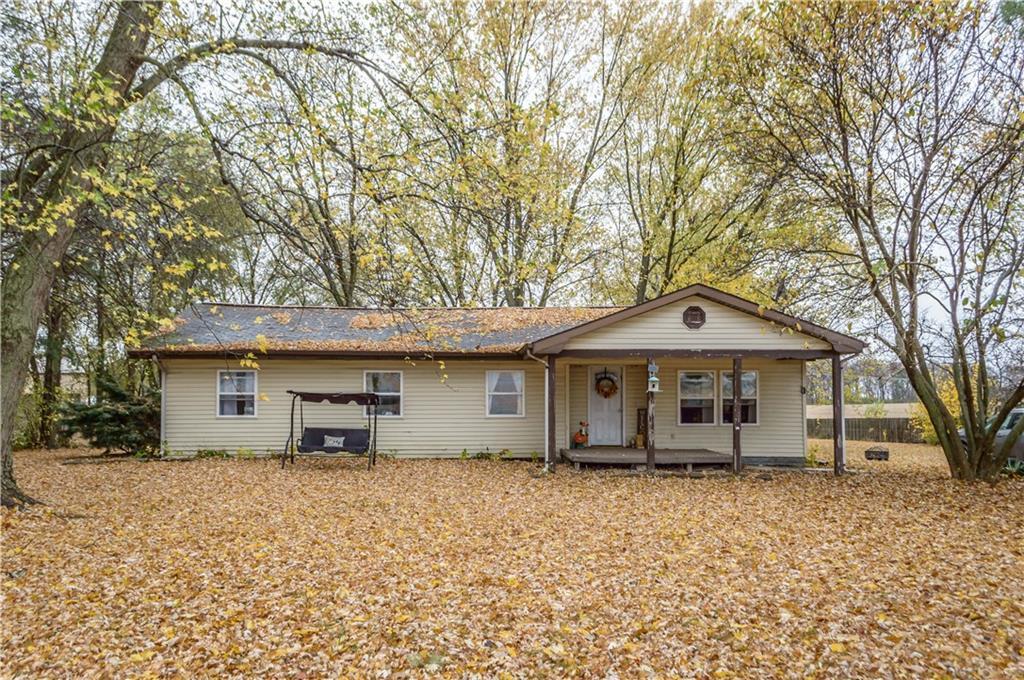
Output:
[361, 0, 665, 307]
[603, 0, 785, 306]
[721, 1, 1024, 479]
[0, 0, 376, 505]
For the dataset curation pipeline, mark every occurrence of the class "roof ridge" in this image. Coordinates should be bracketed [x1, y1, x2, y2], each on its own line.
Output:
[194, 302, 624, 311]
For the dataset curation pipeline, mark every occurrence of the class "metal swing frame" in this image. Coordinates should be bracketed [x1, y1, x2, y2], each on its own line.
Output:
[281, 390, 380, 470]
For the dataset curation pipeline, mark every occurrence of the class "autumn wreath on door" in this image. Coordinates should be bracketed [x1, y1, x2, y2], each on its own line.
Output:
[594, 368, 619, 399]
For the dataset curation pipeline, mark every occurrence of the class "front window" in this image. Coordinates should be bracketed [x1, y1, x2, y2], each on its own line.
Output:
[678, 371, 715, 425]
[486, 370, 524, 417]
[721, 370, 758, 424]
[218, 370, 256, 417]
[365, 371, 402, 416]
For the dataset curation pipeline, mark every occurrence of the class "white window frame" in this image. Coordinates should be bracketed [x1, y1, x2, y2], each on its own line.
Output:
[216, 370, 258, 418]
[485, 369, 526, 418]
[677, 370, 717, 427]
[364, 370, 403, 418]
[719, 369, 760, 426]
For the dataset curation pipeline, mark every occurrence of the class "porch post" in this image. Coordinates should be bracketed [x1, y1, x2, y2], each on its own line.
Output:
[732, 356, 742, 473]
[646, 356, 655, 472]
[547, 355, 557, 471]
[831, 354, 845, 475]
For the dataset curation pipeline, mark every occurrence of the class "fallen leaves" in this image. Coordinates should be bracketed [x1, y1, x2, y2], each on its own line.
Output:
[2, 442, 1022, 677]
[142, 304, 621, 357]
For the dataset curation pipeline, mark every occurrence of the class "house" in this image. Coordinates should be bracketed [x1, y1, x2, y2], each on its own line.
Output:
[129, 284, 865, 472]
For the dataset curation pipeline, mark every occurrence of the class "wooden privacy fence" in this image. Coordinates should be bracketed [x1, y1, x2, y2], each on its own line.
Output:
[807, 417, 921, 443]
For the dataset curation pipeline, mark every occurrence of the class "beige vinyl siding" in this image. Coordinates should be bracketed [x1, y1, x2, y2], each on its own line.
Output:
[568, 365, 588, 439]
[554, 360, 568, 451]
[559, 358, 805, 459]
[163, 358, 545, 457]
[623, 365, 646, 440]
[562, 296, 831, 351]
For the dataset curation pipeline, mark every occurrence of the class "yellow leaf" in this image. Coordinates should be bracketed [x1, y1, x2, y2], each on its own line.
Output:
[830, 642, 847, 653]
[543, 644, 565, 659]
[129, 650, 156, 663]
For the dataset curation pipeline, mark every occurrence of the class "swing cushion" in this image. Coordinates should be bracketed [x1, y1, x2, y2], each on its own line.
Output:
[297, 427, 370, 454]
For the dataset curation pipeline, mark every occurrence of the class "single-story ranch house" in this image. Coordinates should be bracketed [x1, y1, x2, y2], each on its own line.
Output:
[130, 284, 865, 472]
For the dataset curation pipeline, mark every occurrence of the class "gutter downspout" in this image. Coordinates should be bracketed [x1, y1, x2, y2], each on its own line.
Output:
[523, 347, 550, 470]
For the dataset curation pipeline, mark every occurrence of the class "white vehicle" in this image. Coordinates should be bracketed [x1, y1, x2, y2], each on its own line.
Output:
[961, 407, 1024, 471]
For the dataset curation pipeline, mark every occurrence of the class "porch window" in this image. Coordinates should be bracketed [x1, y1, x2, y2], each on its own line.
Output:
[486, 370, 524, 417]
[721, 370, 759, 424]
[218, 370, 256, 417]
[365, 371, 402, 416]
[678, 371, 716, 425]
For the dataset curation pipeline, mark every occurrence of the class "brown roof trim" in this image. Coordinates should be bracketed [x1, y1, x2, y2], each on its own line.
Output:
[529, 284, 865, 354]
[192, 301, 621, 312]
[127, 349, 526, 361]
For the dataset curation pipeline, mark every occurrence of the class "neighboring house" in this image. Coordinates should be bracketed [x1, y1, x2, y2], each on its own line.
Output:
[130, 284, 865, 470]
[23, 370, 90, 402]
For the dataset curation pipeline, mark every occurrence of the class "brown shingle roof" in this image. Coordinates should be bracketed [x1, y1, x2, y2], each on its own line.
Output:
[131, 303, 624, 357]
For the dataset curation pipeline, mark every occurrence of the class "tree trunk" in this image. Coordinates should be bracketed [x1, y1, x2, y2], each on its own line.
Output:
[96, 249, 107, 377]
[38, 295, 65, 449]
[1, 1, 160, 506]
[1, 224, 78, 504]
[635, 253, 651, 306]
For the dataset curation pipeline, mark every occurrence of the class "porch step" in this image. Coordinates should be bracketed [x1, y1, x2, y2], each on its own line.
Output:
[560, 446, 731, 466]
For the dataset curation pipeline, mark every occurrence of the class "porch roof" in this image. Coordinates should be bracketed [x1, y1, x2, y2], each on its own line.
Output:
[529, 284, 865, 355]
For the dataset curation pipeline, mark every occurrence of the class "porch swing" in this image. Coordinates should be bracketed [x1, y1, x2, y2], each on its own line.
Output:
[281, 390, 380, 469]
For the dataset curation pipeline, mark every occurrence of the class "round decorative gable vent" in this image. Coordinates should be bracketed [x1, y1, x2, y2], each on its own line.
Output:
[682, 305, 706, 329]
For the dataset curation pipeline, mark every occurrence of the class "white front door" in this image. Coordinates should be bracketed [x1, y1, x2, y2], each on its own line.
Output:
[588, 366, 623, 446]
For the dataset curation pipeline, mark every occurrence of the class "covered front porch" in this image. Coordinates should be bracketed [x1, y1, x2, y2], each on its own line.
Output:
[531, 286, 862, 475]
[544, 349, 849, 474]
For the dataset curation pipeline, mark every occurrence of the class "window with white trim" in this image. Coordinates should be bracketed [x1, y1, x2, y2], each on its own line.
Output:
[365, 371, 402, 416]
[678, 371, 715, 425]
[721, 369, 758, 424]
[486, 370, 524, 417]
[218, 370, 256, 417]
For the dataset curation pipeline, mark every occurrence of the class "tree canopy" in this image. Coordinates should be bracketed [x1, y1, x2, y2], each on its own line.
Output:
[2, 0, 1022, 497]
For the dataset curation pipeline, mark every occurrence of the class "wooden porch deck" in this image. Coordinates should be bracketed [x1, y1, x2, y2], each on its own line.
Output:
[560, 446, 731, 467]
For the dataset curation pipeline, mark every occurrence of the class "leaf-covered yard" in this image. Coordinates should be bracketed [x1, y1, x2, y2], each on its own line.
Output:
[3, 441, 1022, 677]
